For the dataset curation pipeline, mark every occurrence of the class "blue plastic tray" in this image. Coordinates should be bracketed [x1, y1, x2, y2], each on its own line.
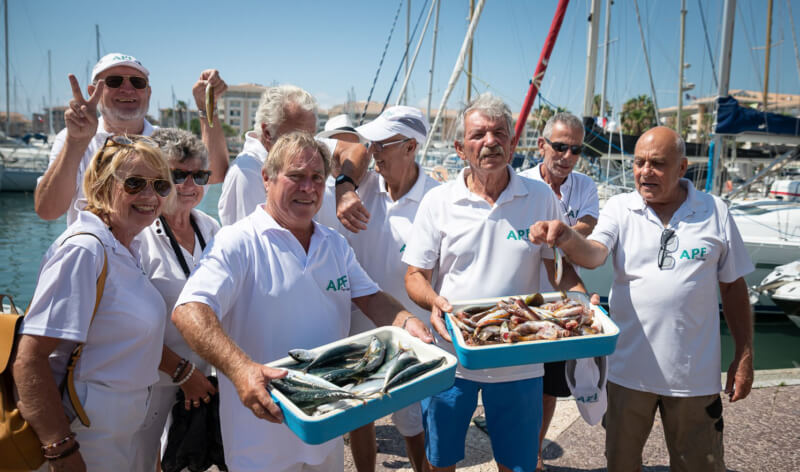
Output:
[267, 326, 457, 445]
[445, 291, 619, 370]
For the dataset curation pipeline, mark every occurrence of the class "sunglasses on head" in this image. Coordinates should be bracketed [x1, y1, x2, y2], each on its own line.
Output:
[545, 137, 583, 155]
[116, 175, 172, 198]
[103, 134, 158, 149]
[103, 75, 148, 89]
[171, 169, 211, 185]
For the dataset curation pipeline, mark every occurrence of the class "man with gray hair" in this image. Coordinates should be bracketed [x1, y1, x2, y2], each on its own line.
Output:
[403, 92, 591, 472]
[519, 112, 599, 471]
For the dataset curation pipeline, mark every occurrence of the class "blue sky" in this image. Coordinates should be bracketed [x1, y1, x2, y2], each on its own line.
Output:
[5, 0, 800, 122]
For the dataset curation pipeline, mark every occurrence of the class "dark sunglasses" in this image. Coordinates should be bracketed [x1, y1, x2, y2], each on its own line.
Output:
[657, 228, 678, 270]
[171, 169, 211, 185]
[103, 75, 148, 89]
[545, 137, 583, 155]
[117, 175, 172, 197]
[103, 134, 158, 149]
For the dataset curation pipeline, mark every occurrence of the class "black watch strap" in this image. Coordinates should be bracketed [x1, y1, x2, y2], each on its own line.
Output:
[335, 174, 358, 190]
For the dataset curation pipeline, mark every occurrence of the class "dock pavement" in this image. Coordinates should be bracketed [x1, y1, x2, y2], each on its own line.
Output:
[344, 368, 800, 471]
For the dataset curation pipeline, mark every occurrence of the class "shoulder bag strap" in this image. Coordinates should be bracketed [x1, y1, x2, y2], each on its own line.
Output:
[160, 215, 206, 278]
[59, 232, 108, 427]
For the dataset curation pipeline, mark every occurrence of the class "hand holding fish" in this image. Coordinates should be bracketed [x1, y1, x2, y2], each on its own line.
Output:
[192, 69, 228, 124]
[64, 74, 103, 141]
[231, 361, 288, 423]
[429, 296, 453, 342]
[399, 314, 435, 344]
[529, 219, 573, 248]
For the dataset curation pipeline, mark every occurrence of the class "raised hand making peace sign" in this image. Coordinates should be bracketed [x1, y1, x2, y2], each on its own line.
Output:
[64, 74, 104, 140]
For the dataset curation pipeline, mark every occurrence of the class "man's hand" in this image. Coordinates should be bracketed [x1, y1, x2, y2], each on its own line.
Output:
[64, 74, 102, 141]
[429, 296, 453, 342]
[336, 186, 370, 232]
[192, 69, 228, 111]
[529, 219, 572, 247]
[725, 349, 754, 402]
[231, 362, 287, 423]
[402, 316, 434, 344]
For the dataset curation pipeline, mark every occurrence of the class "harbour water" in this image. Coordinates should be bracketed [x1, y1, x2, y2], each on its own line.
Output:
[1, 184, 798, 370]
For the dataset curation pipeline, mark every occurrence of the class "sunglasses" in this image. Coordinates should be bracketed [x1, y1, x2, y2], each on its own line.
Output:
[103, 134, 158, 149]
[103, 75, 148, 89]
[657, 228, 679, 270]
[370, 138, 411, 153]
[171, 169, 211, 185]
[115, 175, 172, 198]
[544, 138, 583, 155]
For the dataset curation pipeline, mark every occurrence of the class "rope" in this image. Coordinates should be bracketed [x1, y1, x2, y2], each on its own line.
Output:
[380, 0, 431, 114]
[360, 0, 404, 125]
[696, 0, 719, 89]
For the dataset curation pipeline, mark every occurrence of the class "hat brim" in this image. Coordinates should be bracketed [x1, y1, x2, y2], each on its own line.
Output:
[355, 119, 402, 143]
[316, 128, 367, 143]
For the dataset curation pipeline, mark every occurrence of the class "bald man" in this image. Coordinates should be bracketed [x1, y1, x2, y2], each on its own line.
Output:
[530, 127, 754, 472]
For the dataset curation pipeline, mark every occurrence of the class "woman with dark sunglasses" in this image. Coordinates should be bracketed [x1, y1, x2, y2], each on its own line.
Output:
[133, 127, 224, 471]
[12, 137, 174, 470]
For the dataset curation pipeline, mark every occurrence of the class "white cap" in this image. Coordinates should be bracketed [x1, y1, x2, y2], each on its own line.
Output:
[316, 114, 365, 142]
[565, 356, 608, 426]
[91, 53, 149, 82]
[356, 106, 429, 146]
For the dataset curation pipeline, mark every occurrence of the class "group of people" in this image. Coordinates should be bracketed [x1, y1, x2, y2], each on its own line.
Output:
[8, 51, 754, 472]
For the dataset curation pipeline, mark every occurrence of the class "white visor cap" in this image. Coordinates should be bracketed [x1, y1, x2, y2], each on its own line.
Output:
[92, 53, 149, 82]
[356, 106, 429, 146]
[565, 356, 608, 426]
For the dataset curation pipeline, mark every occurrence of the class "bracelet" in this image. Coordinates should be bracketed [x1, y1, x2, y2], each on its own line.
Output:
[177, 363, 196, 386]
[197, 109, 207, 119]
[41, 432, 76, 453]
[401, 315, 418, 330]
[43, 440, 80, 461]
[171, 358, 189, 382]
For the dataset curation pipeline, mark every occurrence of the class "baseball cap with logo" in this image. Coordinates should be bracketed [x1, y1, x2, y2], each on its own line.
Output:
[356, 106, 429, 146]
[565, 356, 608, 426]
[316, 114, 366, 143]
[91, 53, 149, 83]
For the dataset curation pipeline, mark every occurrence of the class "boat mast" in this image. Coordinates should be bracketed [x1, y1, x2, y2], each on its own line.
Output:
[582, 0, 601, 118]
[710, 0, 736, 195]
[466, 0, 475, 104]
[404, 1, 410, 106]
[676, 0, 687, 133]
[95, 25, 100, 61]
[599, 0, 612, 125]
[4, 0, 9, 136]
[632, 0, 660, 124]
[427, 0, 441, 122]
[396, 0, 438, 106]
[762, 0, 773, 111]
[48, 50, 54, 136]
[787, 0, 800, 85]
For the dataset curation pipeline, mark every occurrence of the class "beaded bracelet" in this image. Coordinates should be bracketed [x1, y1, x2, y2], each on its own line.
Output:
[41, 432, 76, 454]
[171, 358, 189, 383]
[401, 315, 418, 330]
[43, 441, 80, 461]
[177, 363, 196, 386]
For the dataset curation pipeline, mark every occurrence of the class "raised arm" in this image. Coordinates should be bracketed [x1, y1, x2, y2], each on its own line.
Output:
[192, 69, 229, 184]
[35, 75, 104, 220]
[719, 278, 754, 402]
[172, 302, 286, 423]
[334, 141, 371, 232]
[530, 219, 609, 269]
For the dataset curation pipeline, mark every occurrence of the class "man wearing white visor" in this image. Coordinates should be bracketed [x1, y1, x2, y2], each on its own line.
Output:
[337, 106, 438, 472]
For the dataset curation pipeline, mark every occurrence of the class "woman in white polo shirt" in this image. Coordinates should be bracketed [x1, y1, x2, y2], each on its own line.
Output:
[134, 128, 221, 471]
[13, 135, 174, 470]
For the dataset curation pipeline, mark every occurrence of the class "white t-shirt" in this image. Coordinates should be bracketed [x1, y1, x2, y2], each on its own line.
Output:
[588, 179, 754, 396]
[218, 133, 338, 226]
[21, 211, 166, 391]
[136, 209, 220, 386]
[313, 175, 339, 229]
[345, 168, 440, 333]
[402, 166, 562, 383]
[519, 163, 599, 291]
[175, 207, 379, 471]
[40, 117, 157, 226]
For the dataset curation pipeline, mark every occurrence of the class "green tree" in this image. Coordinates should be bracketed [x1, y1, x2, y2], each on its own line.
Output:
[621, 95, 656, 135]
[592, 94, 612, 117]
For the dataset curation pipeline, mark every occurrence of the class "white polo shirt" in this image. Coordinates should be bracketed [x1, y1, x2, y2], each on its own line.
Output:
[218, 134, 338, 226]
[345, 168, 440, 333]
[21, 210, 166, 391]
[136, 209, 220, 385]
[588, 179, 754, 396]
[313, 175, 340, 229]
[40, 117, 157, 226]
[519, 163, 599, 291]
[402, 166, 562, 383]
[175, 207, 379, 471]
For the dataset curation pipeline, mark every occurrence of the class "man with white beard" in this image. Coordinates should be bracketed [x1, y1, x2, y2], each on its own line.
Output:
[35, 53, 229, 224]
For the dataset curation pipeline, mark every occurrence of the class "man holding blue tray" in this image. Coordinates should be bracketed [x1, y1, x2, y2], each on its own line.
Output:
[531, 126, 754, 472]
[403, 93, 589, 472]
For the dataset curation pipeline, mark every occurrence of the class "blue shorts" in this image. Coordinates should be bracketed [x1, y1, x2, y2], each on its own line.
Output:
[421, 376, 543, 471]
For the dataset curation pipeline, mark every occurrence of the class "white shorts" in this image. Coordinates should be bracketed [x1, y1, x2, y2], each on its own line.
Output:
[273, 442, 344, 472]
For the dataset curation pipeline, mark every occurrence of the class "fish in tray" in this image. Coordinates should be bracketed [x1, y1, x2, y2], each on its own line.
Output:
[271, 336, 445, 416]
[450, 294, 604, 346]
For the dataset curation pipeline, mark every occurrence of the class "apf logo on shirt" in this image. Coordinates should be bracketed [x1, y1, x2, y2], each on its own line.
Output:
[326, 275, 350, 292]
[679, 247, 709, 261]
[506, 228, 530, 241]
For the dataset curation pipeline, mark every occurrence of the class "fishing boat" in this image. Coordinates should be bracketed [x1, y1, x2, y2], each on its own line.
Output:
[0, 135, 50, 192]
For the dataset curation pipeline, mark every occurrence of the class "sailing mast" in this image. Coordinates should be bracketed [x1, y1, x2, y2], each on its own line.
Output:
[762, 0, 773, 111]
[709, 0, 736, 195]
[582, 0, 601, 118]
[395, 0, 437, 106]
[426, 0, 441, 121]
[466, 0, 475, 104]
[599, 0, 612, 125]
[632, 0, 660, 124]
[676, 0, 687, 133]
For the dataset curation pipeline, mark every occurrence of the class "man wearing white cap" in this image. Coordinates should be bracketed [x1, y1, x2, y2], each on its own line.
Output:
[338, 106, 437, 472]
[35, 53, 229, 224]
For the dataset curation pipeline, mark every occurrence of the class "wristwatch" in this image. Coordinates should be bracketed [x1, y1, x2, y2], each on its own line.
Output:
[335, 174, 358, 190]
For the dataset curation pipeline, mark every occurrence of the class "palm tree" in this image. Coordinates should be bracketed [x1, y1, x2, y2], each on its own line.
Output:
[592, 94, 612, 118]
[621, 95, 656, 135]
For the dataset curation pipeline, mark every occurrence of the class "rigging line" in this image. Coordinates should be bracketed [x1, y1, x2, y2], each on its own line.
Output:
[786, 0, 800, 86]
[736, 2, 763, 93]
[632, 0, 660, 123]
[360, 0, 404, 125]
[381, 0, 430, 113]
[696, 0, 719, 88]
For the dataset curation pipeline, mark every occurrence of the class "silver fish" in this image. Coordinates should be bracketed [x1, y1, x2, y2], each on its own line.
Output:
[381, 351, 419, 393]
[382, 357, 445, 394]
[302, 343, 368, 372]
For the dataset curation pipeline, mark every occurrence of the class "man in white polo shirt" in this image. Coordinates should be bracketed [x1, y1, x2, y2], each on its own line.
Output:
[337, 106, 439, 472]
[403, 93, 589, 472]
[173, 132, 433, 472]
[35, 53, 228, 224]
[519, 112, 599, 471]
[531, 126, 754, 472]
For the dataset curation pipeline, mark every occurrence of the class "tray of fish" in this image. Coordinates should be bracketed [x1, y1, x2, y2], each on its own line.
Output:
[267, 326, 457, 445]
[444, 291, 619, 370]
